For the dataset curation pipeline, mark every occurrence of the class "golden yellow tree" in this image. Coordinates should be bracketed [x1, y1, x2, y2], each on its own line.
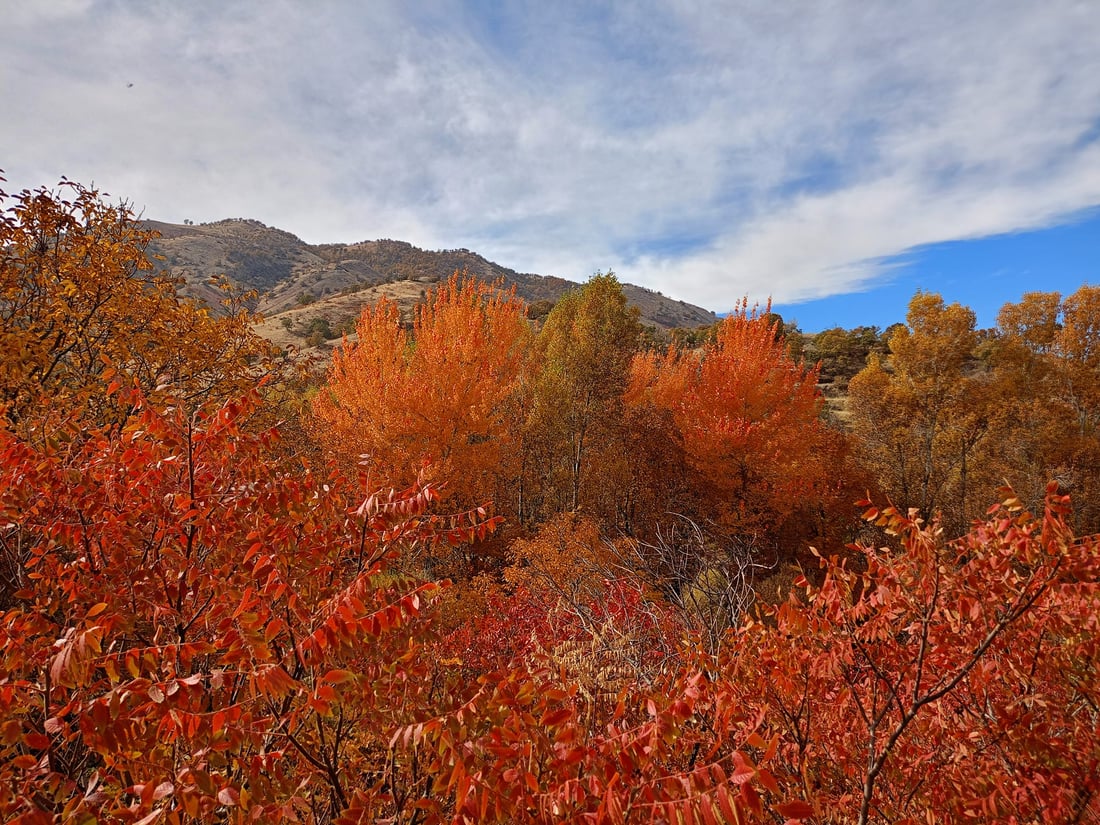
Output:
[990, 286, 1100, 531]
[0, 177, 272, 440]
[848, 292, 995, 533]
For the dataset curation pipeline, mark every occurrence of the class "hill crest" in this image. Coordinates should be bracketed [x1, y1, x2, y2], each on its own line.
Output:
[142, 219, 718, 350]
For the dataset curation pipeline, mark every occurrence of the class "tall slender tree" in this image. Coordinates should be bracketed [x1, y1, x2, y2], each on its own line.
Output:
[521, 272, 641, 523]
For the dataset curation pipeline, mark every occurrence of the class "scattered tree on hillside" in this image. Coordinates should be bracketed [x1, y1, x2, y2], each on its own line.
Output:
[806, 325, 886, 389]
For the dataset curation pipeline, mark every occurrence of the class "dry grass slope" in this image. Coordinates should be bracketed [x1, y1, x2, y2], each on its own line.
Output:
[143, 220, 718, 355]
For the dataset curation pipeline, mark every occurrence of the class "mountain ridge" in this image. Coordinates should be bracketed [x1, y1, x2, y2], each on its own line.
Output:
[142, 218, 718, 350]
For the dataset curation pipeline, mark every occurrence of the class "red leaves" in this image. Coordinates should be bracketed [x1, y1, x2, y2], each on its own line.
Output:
[0, 378, 484, 824]
[775, 799, 815, 820]
[5, 191, 1099, 825]
[322, 669, 356, 685]
[252, 664, 298, 700]
[49, 625, 103, 689]
[717, 488, 1100, 823]
[216, 785, 239, 807]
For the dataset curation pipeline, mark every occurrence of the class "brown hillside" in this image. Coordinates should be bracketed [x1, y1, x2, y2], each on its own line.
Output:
[142, 221, 718, 345]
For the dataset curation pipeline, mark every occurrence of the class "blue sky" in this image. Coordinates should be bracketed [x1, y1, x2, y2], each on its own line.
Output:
[776, 207, 1100, 332]
[2, 1, 1099, 331]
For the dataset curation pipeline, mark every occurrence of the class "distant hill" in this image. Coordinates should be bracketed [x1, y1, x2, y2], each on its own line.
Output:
[142, 219, 718, 351]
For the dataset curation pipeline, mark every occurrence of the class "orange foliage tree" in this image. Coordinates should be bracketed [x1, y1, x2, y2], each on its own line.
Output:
[8, 375, 1093, 823]
[9, 174, 1099, 825]
[312, 274, 531, 518]
[628, 300, 846, 550]
[430, 490, 1100, 825]
[405, 485, 1100, 824]
[719, 488, 1100, 823]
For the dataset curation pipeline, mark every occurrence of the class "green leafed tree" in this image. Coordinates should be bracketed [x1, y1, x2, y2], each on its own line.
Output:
[520, 272, 642, 523]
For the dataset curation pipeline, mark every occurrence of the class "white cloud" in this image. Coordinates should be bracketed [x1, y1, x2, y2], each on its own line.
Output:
[1, 0, 1099, 309]
[0, 0, 93, 25]
[633, 142, 1100, 310]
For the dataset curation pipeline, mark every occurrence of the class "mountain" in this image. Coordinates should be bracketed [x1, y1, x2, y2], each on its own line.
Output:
[142, 219, 718, 350]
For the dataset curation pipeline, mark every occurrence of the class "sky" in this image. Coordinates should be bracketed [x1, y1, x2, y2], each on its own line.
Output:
[2, 0, 1099, 332]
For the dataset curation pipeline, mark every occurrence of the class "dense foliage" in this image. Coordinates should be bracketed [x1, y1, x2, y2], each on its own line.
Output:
[2, 179, 1098, 823]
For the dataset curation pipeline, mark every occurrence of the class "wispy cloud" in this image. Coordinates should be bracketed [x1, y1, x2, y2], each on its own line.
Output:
[2, 0, 1098, 311]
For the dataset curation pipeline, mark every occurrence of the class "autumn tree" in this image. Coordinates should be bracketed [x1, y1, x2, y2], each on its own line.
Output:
[387, 658, 801, 825]
[400, 492, 1100, 825]
[0, 378, 499, 824]
[627, 300, 849, 553]
[0, 176, 271, 440]
[519, 272, 642, 524]
[9, 382, 1093, 825]
[312, 273, 531, 520]
[449, 492, 1100, 823]
[848, 291, 995, 534]
[989, 286, 1100, 531]
[609, 400, 693, 537]
[0, 176, 287, 614]
[11, 172, 1100, 825]
[719, 489, 1100, 824]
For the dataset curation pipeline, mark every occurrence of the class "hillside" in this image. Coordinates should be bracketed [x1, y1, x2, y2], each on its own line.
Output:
[142, 219, 718, 350]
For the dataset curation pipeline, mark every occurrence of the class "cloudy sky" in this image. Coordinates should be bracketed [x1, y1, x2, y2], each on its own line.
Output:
[3, 0, 1099, 329]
